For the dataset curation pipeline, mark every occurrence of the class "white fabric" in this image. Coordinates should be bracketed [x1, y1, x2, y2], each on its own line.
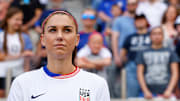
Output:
[0, 58, 24, 77]
[175, 15, 180, 25]
[77, 45, 112, 59]
[162, 25, 177, 50]
[77, 45, 112, 79]
[0, 31, 22, 56]
[7, 68, 110, 101]
[136, 1, 167, 28]
[0, 31, 24, 77]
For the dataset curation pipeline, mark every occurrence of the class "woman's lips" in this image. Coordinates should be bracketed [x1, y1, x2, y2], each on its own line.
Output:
[54, 44, 66, 48]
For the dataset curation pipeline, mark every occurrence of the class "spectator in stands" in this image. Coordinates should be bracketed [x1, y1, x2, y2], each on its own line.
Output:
[78, 8, 107, 51]
[120, 14, 151, 97]
[11, 0, 45, 33]
[162, 5, 178, 50]
[137, 26, 179, 99]
[112, 0, 137, 68]
[166, 0, 180, 14]
[104, 3, 123, 49]
[10, 0, 45, 51]
[136, 0, 167, 28]
[0, 7, 33, 98]
[109, 0, 137, 98]
[77, 33, 112, 79]
[96, 0, 126, 32]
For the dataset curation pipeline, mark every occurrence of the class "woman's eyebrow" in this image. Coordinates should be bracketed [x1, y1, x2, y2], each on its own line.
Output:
[47, 26, 56, 29]
[64, 26, 73, 29]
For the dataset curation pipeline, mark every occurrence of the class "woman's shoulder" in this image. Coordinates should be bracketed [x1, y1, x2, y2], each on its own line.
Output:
[13, 69, 43, 84]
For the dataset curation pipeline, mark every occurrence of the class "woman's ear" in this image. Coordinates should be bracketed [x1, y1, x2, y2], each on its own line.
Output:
[40, 34, 45, 46]
[75, 34, 80, 46]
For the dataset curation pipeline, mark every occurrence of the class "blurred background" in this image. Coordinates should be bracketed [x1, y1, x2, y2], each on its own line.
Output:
[0, 0, 180, 100]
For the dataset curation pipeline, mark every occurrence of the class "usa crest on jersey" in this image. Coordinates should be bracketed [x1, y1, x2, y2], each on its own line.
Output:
[79, 88, 90, 101]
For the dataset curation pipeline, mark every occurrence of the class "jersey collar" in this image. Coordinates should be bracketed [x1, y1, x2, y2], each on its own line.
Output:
[43, 65, 80, 79]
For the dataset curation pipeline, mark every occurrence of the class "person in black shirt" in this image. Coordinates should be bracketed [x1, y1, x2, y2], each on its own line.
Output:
[11, 0, 45, 32]
[120, 14, 151, 97]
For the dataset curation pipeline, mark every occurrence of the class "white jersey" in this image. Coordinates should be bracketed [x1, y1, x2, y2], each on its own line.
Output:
[7, 67, 110, 101]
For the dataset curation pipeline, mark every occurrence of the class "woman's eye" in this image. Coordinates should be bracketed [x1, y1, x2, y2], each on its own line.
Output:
[49, 28, 57, 32]
[64, 29, 72, 33]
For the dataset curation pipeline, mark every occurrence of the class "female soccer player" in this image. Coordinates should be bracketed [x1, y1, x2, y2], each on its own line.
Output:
[7, 10, 110, 101]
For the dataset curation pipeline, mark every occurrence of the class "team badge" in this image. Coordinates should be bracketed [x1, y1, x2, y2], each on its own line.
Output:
[79, 88, 90, 101]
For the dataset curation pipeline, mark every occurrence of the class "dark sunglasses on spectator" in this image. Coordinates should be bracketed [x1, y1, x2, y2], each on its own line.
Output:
[82, 14, 96, 20]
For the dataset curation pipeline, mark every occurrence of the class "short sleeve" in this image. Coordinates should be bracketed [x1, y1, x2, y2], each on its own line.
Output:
[122, 35, 131, 50]
[22, 33, 33, 50]
[170, 50, 180, 63]
[100, 47, 112, 58]
[7, 78, 23, 101]
[135, 51, 145, 65]
[96, 79, 110, 101]
[77, 45, 90, 58]
[112, 18, 121, 32]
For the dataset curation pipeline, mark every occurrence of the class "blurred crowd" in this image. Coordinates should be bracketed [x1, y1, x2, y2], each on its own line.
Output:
[0, 0, 180, 100]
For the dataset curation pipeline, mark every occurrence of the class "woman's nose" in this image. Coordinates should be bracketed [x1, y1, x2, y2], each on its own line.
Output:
[56, 30, 63, 41]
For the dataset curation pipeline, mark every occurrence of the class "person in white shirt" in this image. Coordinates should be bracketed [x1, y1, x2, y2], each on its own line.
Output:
[161, 5, 178, 50]
[136, 0, 167, 28]
[77, 33, 112, 79]
[0, 7, 33, 98]
[7, 10, 110, 101]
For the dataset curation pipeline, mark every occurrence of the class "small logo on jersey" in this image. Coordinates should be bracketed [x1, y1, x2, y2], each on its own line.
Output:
[31, 93, 45, 99]
[79, 88, 90, 101]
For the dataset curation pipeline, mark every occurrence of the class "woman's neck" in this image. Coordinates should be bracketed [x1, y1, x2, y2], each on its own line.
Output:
[7, 28, 16, 34]
[83, 26, 95, 33]
[47, 54, 75, 75]
[165, 21, 174, 25]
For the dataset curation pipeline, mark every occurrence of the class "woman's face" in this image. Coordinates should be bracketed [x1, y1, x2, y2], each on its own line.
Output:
[41, 14, 79, 59]
[7, 12, 23, 31]
[166, 6, 177, 22]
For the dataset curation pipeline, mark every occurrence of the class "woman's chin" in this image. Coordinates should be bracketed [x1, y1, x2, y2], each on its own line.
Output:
[54, 51, 68, 59]
[53, 54, 66, 60]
